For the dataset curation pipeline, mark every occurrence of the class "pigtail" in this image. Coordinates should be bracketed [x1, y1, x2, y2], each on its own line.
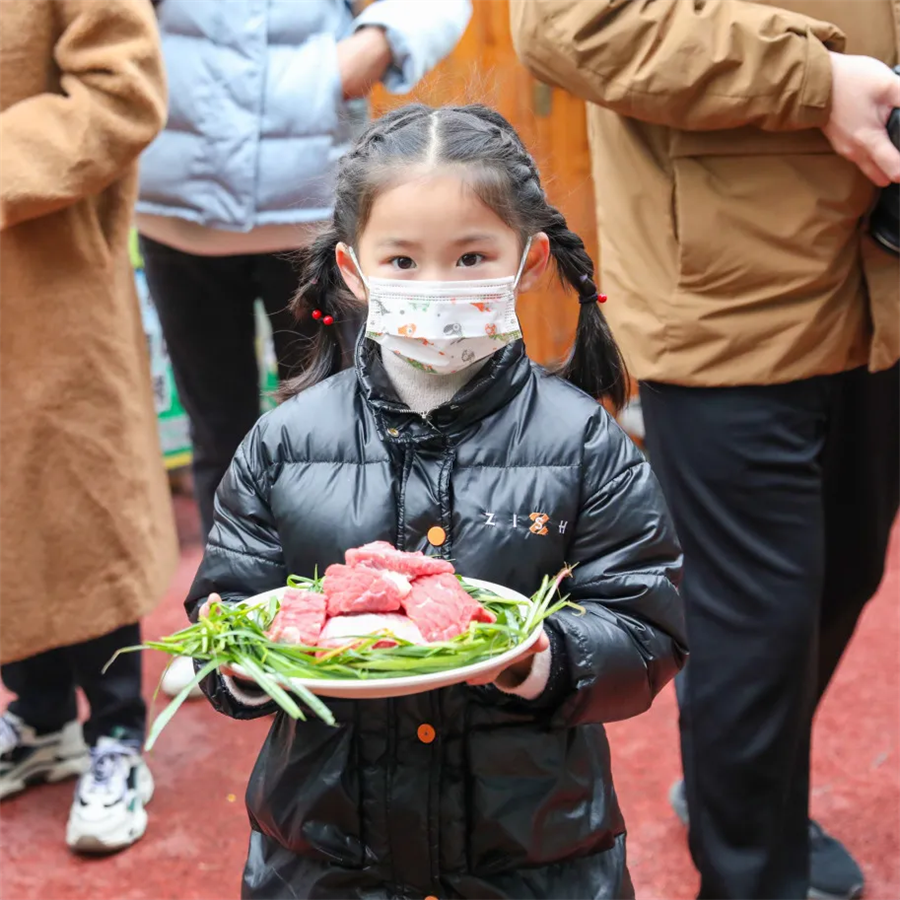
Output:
[451, 106, 629, 411]
[543, 211, 629, 412]
[276, 106, 437, 402]
[556, 288, 628, 413]
[276, 227, 364, 400]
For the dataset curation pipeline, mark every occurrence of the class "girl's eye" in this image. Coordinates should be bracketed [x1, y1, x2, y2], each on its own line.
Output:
[458, 253, 484, 268]
[389, 256, 416, 271]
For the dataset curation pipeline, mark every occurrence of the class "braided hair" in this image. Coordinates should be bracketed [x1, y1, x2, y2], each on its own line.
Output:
[279, 103, 628, 410]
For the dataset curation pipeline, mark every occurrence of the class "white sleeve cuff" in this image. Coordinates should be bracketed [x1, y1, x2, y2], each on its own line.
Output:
[353, 0, 472, 93]
[497, 645, 552, 701]
[221, 673, 271, 707]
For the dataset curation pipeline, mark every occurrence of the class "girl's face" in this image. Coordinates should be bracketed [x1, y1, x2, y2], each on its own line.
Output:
[336, 170, 550, 301]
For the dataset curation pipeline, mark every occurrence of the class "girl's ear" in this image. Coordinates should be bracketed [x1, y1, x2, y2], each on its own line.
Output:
[335, 242, 367, 303]
[517, 232, 551, 293]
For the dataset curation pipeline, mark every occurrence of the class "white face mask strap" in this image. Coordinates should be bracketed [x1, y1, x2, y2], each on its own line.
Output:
[513, 235, 533, 290]
[347, 246, 370, 291]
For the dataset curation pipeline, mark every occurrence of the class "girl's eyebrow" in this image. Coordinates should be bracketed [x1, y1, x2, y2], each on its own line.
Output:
[376, 234, 499, 250]
[451, 234, 499, 245]
[376, 238, 420, 250]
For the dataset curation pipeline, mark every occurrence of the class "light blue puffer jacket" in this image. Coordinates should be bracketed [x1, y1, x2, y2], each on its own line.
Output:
[137, 0, 471, 231]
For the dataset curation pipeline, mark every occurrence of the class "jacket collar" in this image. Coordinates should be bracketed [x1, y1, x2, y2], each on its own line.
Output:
[355, 334, 532, 441]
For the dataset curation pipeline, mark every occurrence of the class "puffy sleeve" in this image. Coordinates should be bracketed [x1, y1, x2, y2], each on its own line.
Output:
[548, 411, 686, 725]
[185, 425, 286, 720]
[353, 0, 472, 93]
[0, 0, 167, 229]
[509, 0, 845, 133]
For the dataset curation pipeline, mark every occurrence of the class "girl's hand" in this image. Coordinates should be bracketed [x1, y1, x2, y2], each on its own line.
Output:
[198, 594, 239, 678]
[197, 592, 220, 621]
[466, 628, 551, 688]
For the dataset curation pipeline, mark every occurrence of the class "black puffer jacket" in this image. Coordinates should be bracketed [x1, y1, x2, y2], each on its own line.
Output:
[186, 340, 686, 900]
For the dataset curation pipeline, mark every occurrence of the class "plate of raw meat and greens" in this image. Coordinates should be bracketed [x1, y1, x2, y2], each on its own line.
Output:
[110, 542, 576, 749]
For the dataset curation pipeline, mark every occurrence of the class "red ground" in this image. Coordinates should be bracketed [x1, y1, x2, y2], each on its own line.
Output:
[1, 497, 897, 900]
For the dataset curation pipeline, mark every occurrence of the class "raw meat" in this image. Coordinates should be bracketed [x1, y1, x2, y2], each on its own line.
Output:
[265, 588, 327, 647]
[318, 613, 426, 650]
[266, 544, 496, 652]
[323, 564, 410, 616]
[345, 541, 455, 577]
[404, 573, 497, 643]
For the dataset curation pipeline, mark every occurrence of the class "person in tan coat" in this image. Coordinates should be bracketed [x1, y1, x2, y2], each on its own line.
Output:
[0, 0, 177, 854]
[511, 2, 900, 899]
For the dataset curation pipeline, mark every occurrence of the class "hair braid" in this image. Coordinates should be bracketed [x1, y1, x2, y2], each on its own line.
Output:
[543, 207, 627, 408]
[278, 106, 439, 399]
[454, 107, 627, 407]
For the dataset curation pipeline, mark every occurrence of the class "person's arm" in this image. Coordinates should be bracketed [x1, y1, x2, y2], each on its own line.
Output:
[351, 0, 472, 93]
[510, 0, 844, 133]
[185, 426, 288, 721]
[336, 26, 394, 100]
[546, 412, 685, 725]
[0, 0, 167, 230]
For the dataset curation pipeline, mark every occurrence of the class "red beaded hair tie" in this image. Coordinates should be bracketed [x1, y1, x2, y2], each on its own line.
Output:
[577, 274, 607, 304]
[311, 309, 334, 326]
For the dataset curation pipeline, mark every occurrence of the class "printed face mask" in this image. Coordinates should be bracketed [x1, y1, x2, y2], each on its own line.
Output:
[349, 238, 532, 374]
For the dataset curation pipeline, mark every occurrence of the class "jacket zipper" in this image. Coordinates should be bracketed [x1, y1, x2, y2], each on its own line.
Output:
[395, 447, 413, 552]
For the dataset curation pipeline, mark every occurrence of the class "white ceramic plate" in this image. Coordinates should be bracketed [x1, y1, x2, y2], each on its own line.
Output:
[230, 578, 541, 700]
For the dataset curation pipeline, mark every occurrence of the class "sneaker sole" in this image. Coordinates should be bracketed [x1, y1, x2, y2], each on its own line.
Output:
[0, 754, 90, 801]
[67, 806, 149, 854]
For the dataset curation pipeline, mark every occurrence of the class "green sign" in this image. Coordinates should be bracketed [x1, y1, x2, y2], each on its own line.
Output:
[255, 298, 280, 412]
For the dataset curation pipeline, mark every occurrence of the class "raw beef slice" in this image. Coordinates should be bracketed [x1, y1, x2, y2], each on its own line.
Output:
[404, 573, 496, 643]
[318, 613, 426, 650]
[265, 588, 327, 646]
[323, 564, 410, 616]
[345, 541, 455, 577]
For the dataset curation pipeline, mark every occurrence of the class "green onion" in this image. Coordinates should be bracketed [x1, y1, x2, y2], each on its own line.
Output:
[145, 659, 219, 751]
[113, 568, 576, 750]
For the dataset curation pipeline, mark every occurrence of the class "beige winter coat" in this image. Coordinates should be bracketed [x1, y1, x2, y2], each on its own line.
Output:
[0, 0, 178, 663]
[511, 0, 900, 386]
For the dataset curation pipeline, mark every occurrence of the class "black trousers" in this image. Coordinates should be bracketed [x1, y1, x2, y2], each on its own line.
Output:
[139, 236, 317, 542]
[1, 624, 145, 746]
[640, 364, 899, 900]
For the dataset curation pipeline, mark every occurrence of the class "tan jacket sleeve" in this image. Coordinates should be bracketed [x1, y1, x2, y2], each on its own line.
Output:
[0, 0, 167, 230]
[510, 0, 846, 132]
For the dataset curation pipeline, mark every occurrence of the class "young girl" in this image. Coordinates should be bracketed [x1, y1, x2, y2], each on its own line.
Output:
[187, 104, 685, 900]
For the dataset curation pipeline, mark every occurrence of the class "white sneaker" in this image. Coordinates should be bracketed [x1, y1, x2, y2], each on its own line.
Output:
[160, 655, 204, 699]
[0, 711, 89, 801]
[66, 736, 154, 854]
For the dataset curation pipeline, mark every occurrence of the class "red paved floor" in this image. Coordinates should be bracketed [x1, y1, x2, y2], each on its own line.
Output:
[1, 496, 897, 899]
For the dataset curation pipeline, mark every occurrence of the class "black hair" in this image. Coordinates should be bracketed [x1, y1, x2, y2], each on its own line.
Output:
[278, 103, 628, 411]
